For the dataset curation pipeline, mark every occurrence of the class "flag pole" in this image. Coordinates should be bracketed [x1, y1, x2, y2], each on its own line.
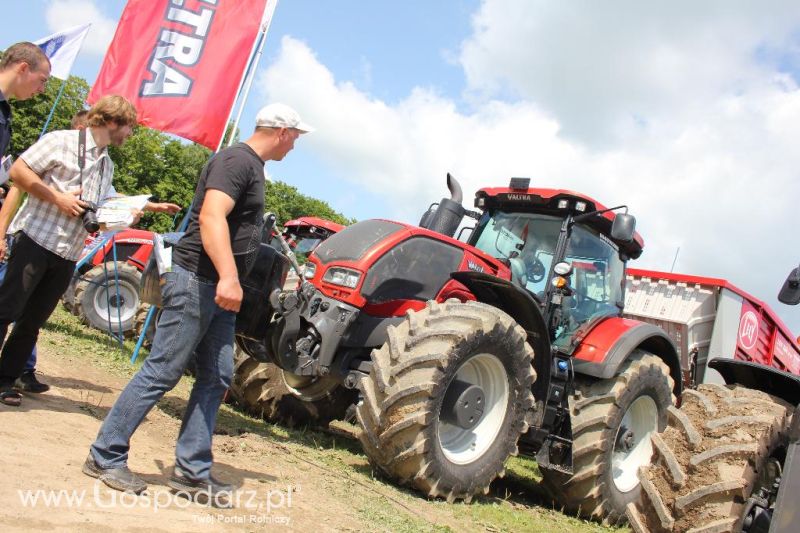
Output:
[224, 29, 266, 148]
[39, 78, 68, 137]
[216, 29, 265, 151]
[227, 0, 278, 147]
[216, 0, 277, 151]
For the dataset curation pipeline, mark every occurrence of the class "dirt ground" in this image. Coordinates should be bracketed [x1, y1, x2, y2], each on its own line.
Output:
[0, 311, 624, 533]
[0, 348, 453, 532]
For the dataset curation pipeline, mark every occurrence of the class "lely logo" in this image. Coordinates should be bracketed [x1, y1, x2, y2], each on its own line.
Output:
[738, 310, 759, 351]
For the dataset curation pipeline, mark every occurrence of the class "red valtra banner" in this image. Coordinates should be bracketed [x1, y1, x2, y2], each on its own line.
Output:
[89, 0, 268, 149]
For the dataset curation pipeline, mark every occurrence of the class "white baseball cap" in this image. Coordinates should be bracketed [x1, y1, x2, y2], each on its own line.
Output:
[255, 103, 314, 133]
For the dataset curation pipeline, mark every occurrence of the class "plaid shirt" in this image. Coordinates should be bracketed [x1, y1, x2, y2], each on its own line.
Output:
[10, 129, 114, 260]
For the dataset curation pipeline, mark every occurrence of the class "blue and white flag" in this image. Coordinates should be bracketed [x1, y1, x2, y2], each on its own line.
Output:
[33, 23, 91, 79]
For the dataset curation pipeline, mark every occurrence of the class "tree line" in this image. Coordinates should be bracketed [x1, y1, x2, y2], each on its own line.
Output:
[7, 74, 354, 234]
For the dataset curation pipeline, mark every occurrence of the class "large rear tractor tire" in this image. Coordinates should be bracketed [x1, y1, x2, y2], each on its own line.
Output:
[74, 262, 142, 336]
[230, 342, 357, 428]
[540, 350, 675, 524]
[356, 300, 536, 502]
[626, 384, 792, 533]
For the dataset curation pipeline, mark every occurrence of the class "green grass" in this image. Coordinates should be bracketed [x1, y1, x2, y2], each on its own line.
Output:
[42, 305, 151, 376]
[357, 500, 454, 533]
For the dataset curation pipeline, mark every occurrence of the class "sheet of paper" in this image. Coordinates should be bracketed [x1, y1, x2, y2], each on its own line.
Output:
[0, 156, 12, 186]
[96, 194, 151, 229]
[153, 233, 173, 275]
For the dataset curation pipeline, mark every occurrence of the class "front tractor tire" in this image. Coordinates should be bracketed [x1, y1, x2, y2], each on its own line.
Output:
[74, 262, 143, 336]
[230, 343, 357, 428]
[627, 384, 792, 533]
[356, 300, 536, 502]
[540, 350, 675, 524]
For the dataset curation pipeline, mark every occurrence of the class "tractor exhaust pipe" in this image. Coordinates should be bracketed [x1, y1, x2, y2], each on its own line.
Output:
[447, 172, 463, 204]
[419, 173, 466, 238]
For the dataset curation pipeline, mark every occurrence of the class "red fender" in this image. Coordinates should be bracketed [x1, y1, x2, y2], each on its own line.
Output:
[572, 317, 645, 363]
[572, 316, 683, 394]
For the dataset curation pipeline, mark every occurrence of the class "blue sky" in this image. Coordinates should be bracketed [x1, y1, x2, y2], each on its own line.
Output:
[0, 0, 479, 223]
[5, 0, 800, 336]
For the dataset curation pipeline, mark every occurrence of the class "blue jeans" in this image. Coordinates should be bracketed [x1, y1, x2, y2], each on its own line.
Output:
[0, 235, 37, 373]
[89, 263, 235, 479]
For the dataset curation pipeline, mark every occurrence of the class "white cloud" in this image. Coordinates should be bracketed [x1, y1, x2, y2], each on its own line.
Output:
[45, 0, 117, 56]
[258, 37, 578, 220]
[258, 11, 800, 330]
[458, 0, 800, 144]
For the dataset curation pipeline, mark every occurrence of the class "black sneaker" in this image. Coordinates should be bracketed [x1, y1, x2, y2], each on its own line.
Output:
[167, 469, 236, 508]
[14, 371, 49, 393]
[82, 454, 147, 494]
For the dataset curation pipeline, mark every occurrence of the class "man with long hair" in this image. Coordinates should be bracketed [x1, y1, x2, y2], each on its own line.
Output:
[0, 95, 136, 406]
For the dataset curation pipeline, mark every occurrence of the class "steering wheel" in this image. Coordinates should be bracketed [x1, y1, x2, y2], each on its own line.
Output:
[526, 257, 546, 283]
[574, 293, 606, 321]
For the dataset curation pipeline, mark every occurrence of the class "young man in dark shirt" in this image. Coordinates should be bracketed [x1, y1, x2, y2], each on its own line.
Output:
[85, 103, 313, 501]
[0, 42, 50, 159]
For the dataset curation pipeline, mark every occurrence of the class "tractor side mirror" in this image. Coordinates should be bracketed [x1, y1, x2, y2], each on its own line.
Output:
[778, 265, 800, 305]
[456, 226, 474, 242]
[611, 213, 636, 243]
[419, 203, 437, 229]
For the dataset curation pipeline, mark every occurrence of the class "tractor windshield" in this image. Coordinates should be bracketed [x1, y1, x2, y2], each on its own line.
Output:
[470, 211, 625, 340]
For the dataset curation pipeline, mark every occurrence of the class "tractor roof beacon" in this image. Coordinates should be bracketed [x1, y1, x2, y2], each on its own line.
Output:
[233, 174, 683, 523]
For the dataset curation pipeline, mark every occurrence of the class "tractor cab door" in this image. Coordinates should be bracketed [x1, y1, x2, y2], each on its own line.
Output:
[551, 226, 625, 350]
[470, 210, 626, 349]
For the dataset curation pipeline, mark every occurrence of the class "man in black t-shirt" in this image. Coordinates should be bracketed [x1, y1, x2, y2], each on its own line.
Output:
[86, 103, 313, 500]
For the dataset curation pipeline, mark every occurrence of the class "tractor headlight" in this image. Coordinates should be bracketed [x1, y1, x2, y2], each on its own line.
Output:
[323, 267, 362, 289]
[558, 199, 569, 209]
[302, 262, 317, 280]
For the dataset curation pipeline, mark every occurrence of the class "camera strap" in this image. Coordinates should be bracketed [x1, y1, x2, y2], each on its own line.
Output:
[77, 128, 86, 171]
[77, 128, 105, 204]
[77, 129, 86, 201]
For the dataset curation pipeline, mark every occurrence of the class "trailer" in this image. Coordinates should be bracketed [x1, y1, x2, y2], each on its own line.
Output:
[624, 268, 800, 387]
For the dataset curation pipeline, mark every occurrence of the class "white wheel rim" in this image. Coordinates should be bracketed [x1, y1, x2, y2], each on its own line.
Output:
[282, 371, 340, 402]
[94, 280, 138, 324]
[438, 353, 509, 465]
[612, 395, 658, 493]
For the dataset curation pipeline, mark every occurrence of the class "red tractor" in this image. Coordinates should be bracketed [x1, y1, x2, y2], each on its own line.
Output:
[233, 175, 681, 522]
[63, 229, 155, 336]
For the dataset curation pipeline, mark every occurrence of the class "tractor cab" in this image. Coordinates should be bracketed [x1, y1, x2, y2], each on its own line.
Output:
[468, 178, 643, 349]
